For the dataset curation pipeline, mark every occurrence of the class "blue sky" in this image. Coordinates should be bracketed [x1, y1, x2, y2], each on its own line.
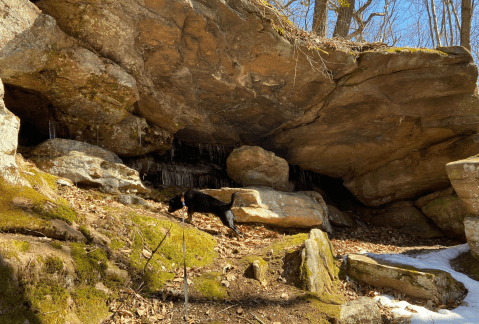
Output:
[284, 0, 478, 64]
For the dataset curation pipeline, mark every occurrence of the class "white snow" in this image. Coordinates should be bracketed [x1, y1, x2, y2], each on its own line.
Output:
[368, 244, 479, 324]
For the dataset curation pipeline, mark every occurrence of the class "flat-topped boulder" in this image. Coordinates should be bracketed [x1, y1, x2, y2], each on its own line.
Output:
[446, 156, 479, 215]
[347, 253, 467, 304]
[202, 187, 329, 230]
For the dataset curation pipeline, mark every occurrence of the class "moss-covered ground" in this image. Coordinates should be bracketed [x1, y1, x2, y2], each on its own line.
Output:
[0, 166, 79, 233]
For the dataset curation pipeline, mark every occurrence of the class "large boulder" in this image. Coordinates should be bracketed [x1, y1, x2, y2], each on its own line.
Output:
[446, 156, 479, 215]
[30, 139, 148, 193]
[327, 205, 354, 228]
[226, 146, 290, 191]
[273, 48, 479, 207]
[347, 253, 467, 304]
[416, 187, 470, 241]
[35, 0, 348, 144]
[446, 156, 479, 258]
[339, 297, 382, 324]
[464, 217, 479, 259]
[363, 201, 445, 239]
[202, 187, 328, 229]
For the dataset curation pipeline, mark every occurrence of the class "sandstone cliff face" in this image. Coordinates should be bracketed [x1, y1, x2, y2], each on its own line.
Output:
[0, 78, 22, 184]
[1, 0, 479, 207]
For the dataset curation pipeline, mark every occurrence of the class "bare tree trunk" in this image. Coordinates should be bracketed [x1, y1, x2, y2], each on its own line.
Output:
[425, 0, 436, 47]
[449, 0, 462, 28]
[333, 0, 355, 38]
[445, 0, 454, 45]
[461, 0, 472, 50]
[430, 0, 442, 46]
[441, 0, 448, 45]
[312, 0, 328, 37]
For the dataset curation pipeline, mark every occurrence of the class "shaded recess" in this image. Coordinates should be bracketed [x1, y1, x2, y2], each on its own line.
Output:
[3, 84, 59, 147]
[124, 139, 239, 190]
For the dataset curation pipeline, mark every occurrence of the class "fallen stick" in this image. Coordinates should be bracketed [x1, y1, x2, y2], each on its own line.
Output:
[250, 312, 266, 324]
[235, 314, 254, 324]
[216, 304, 238, 314]
[143, 224, 172, 274]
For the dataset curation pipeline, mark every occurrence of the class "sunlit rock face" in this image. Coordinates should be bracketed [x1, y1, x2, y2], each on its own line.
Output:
[2, 0, 479, 207]
[0, 0, 171, 156]
[226, 146, 290, 191]
[29, 139, 148, 194]
[0, 78, 22, 184]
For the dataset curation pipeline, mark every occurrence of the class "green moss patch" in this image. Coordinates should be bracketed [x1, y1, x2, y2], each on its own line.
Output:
[50, 241, 63, 250]
[193, 272, 228, 300]
[0, 263, 42, 324]
[384, 47, 448, 56]
[127, 214, 217, 292]
[264, 233, 308, 258]
[44, 255, 64, 273]
[303, 288, 344, 324]
[0, 240, 30, 259]
[71, 243, 108, 284]
[26, 276, 69, 322]
[0, 177, 79, 232]
[71, 285, 109, 323]
[110, 238, 124, 250]
[21, 166, 57, 190]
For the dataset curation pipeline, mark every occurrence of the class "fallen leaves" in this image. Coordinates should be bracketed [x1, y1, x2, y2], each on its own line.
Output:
[55, 185, 456, 324]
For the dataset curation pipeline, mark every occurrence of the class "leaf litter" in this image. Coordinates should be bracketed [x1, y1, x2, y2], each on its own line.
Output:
[56, 185, 461, 323]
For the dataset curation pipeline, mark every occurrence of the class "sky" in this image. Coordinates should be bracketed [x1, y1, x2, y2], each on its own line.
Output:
[284, 0, 479, 65]
[368, 244, 479, 324]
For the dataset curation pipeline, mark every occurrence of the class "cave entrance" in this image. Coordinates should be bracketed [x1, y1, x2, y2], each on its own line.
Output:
[3, 84, 58, 147]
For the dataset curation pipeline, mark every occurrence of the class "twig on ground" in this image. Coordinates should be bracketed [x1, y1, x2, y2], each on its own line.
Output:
[217, 304, 238, 314]
[142, 224, 172, 274]
[236, 314, 255, 324]
[250, 312, 266, 324]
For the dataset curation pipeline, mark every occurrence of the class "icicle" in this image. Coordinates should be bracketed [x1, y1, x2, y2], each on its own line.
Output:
[138, 119, 142, 146]
[48, 120, 56, 139]
[96, 125, 99, 146]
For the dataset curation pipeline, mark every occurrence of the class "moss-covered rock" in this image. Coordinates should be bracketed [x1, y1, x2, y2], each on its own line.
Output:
[300, 229, 337, 293]
[0, 157, 81, 240]
[0, 235, 110, 324]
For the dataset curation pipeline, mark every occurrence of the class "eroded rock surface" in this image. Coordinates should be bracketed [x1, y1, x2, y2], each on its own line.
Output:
[30, 139, 148, 193]
[300, 229, 336, 293]
[416, 187, 470, 241]
[0, 0, 171, 156]
[339, 297, 382, 324]
[363, 201, 445, 239]
[0, 79, 22, 184]
[203, 187, 328, 229]
[464, 217, 479, 259]
[447, 156, 479, 215]
[347, 253, 467, 304]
